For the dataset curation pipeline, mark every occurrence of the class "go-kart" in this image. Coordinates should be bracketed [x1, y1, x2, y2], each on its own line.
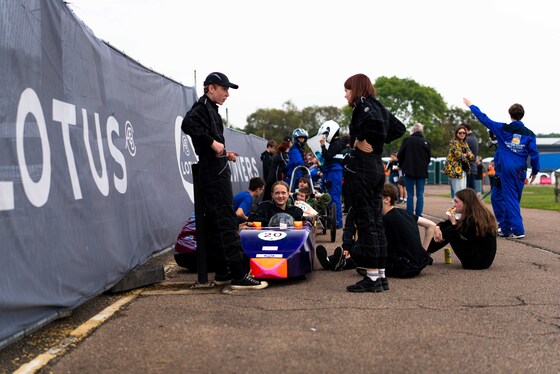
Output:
[240, 214, 315, 280]
[288, 165, 337, 242]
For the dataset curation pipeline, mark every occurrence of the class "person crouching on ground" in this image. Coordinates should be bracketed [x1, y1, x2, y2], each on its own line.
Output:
[427, 188, 497, 269]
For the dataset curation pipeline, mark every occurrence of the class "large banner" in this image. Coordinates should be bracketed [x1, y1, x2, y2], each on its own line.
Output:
[0, 0, 266, 347]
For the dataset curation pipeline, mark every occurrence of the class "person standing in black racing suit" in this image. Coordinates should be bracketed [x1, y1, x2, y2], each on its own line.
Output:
[342, 73, 404, 293]
[182, 72, 267, 290]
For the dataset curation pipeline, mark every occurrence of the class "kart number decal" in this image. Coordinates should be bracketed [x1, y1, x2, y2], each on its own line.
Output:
[256, 254, 283, 258]
[257, 231, 287, 241]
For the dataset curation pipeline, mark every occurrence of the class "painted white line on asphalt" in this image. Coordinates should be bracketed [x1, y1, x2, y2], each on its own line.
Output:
[13, 289, 143, 374]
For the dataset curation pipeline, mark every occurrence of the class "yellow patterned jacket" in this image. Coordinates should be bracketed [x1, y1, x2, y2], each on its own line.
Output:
[443, 139, 474, 179]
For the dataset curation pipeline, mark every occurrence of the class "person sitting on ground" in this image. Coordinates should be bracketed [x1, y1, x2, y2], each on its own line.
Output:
[427, 188, 497, 269]
[380, 183, 434, 277]
[233, 177, 265, 225]
[317, 183, 435, 279]
[248, 181, 304, 226]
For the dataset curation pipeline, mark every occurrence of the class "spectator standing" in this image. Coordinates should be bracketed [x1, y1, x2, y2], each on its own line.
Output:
[260, 140, 276, 184]
[464, 98, 540, 239]
[475, 156, 485, 195]
[442, 124, 474, 200]
[463, 123, 479, 190]
[487, 160, 495, 187]
[397, 122, 431, 217]
[285, 128, 309, 186]
[263, 140, 290, 202]
[181, 72, 267, 289]
[386, 153, 401, 197]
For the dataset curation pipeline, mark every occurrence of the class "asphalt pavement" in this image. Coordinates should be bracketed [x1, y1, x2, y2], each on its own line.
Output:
[6, 185, 560, 373]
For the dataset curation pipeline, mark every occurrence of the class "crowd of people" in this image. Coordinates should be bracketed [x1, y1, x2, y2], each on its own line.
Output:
[182, 71, 540, 293]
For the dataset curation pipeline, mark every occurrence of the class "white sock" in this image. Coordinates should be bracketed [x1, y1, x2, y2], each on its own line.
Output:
[379, 269, 386, 278]
[366, 270, 379, 281]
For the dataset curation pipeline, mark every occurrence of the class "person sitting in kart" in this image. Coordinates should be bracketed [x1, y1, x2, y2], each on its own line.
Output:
[294, 177, 331, 214]
[294, 186, 319, 218]
[247, 181, 304, 227]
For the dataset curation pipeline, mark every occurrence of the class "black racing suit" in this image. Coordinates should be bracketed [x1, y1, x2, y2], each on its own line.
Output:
[248, 201, 304, 226]
[344, 96, 389, 269]
[181, 95, 245, 278]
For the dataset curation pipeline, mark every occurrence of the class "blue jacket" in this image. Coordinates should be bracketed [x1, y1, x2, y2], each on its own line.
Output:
[285, 144, 306, 182]
[469, 105, 539, 174]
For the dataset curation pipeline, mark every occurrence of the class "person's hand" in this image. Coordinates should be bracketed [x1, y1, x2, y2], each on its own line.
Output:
[211, 140, 225, 157]
[226, 151, 239, 162]
[446, 207, 457, 225]
[319, 137, 326, 146]
[463, 98, 472, 107]
[354, 139, 373, 153]
[530, 174, 537, 184]
[434, 226, 444, 242]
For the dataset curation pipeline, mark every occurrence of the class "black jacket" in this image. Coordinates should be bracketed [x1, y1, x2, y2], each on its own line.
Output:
[248, 201, 304, 226]
[261, 150, 273, 181]
[349, 96, 386, 154]
[181, 95, 224, 158]
[397, 132, 431, 178]
[267, 151, 289, 183]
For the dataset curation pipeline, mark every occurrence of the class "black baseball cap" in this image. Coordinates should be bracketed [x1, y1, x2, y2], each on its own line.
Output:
[203, 72, 239, 89]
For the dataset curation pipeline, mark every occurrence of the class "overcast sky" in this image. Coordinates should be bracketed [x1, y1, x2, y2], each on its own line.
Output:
[68, 0, 559, 135]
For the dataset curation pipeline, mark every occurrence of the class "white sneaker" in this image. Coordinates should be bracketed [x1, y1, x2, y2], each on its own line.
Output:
[508, 233, 525, 239]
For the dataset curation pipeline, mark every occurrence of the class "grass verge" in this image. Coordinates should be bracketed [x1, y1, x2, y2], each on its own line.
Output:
[440, 186, 560, 212]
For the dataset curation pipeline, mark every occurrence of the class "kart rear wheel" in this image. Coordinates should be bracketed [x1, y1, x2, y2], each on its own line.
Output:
[330, 203, 337, 242]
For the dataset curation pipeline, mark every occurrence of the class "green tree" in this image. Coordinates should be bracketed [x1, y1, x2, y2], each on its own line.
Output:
[300, 105, 347, 135]
[244, 101, 346, 143]
[244, 101, 303, 142]
[375, 76, 447, 128]
[371, 76, 448, 154]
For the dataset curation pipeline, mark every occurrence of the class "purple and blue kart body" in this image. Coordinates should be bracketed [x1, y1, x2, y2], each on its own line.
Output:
[240, 222, 315, 279]
[173, 215, 315, 279]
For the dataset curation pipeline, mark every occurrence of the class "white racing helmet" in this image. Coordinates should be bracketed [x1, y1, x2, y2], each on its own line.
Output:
[317, 120, 340, 143]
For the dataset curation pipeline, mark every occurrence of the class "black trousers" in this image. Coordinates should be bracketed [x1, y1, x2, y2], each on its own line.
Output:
[343, 152, 387, 269]
[197, 156, 245, 278]
[427, 222, 496, 270]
